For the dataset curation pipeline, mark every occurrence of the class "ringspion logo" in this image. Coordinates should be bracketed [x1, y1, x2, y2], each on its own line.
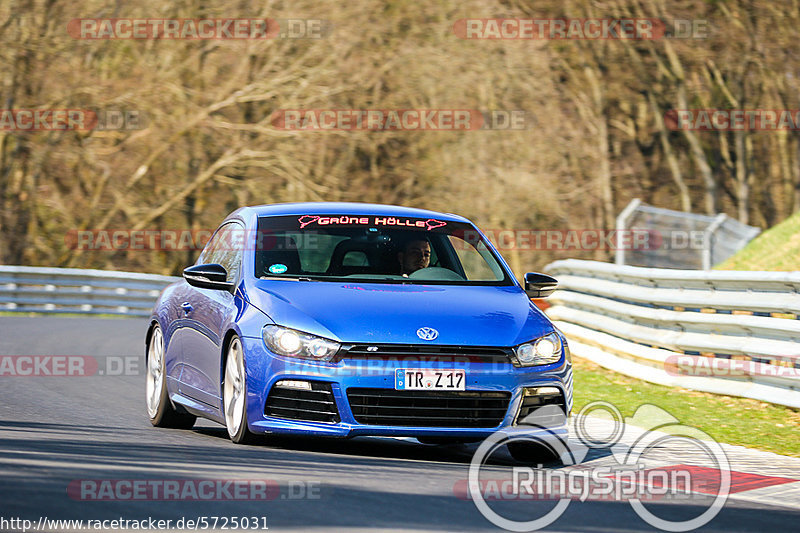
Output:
[466, 402, 731, 531]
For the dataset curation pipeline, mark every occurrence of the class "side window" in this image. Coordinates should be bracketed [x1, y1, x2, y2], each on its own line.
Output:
[447, 235, 504, 281]
[198, 222, 245, 283]
[198, 227, 223, 265]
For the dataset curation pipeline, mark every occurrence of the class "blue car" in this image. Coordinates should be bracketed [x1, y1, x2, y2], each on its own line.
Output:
[145, 203, 572, 459]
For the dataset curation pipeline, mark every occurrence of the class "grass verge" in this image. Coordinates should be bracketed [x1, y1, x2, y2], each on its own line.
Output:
[716, 210, 800, 271]
[572, 357, 800, 457]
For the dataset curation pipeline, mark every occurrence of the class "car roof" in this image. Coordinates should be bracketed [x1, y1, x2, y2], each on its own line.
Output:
[233, 202, 472, 223]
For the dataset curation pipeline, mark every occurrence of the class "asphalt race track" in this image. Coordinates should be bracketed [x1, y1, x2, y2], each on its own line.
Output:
[1, 316, 799, 532]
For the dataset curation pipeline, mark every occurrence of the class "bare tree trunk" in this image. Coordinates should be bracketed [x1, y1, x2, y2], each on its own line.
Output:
[648, 92, 691, 211]
[795, 137, 800, 212]
[576, 64, 615, 231]
[676, 86, 717, 214]
[734, 131, 749, 224]
[777, 130, 794, 216]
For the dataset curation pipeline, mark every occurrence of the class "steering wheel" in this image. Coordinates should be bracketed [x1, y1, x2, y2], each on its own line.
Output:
[408, 267, 465, 281]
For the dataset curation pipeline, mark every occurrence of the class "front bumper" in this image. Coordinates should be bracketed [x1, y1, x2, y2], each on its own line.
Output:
[240, 336, 573, 438]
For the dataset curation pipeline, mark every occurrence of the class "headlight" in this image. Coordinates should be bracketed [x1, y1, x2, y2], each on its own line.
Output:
[514, 332, 562, 366]
[262, 325, 340, 361]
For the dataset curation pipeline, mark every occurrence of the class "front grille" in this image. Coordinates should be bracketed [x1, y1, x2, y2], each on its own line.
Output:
[340, 344, 512, 364]
[515, 387, 567, 427]
[265, 381, 340, 423]
[347, 388, 511, 427]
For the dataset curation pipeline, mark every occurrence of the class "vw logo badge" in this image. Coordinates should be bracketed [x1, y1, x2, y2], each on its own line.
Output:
[416, 327, 439, 341]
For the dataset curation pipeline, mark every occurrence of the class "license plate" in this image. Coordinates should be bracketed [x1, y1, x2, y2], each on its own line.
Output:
[395, 369, 465, 391]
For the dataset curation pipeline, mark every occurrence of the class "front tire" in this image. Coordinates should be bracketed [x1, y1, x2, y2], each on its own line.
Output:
[507, 440, 562, 465]
[417, 437, 481, 445]
[146, 325, 196, 429]
[223, 336, 256, 444]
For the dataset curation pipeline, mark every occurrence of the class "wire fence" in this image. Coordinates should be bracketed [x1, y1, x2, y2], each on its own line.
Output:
[616, 199, 761, 270]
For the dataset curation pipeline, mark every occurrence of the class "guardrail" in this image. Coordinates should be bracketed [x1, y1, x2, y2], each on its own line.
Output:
[3, 262, 799, 407]
[0, 265, 178, 317]
[544, 259, 800, 409]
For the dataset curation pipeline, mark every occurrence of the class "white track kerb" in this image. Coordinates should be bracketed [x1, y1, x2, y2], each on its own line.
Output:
[468, 401, 731, 532]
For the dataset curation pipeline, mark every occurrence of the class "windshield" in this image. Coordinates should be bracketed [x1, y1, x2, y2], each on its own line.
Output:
[254, 215, 512, 285]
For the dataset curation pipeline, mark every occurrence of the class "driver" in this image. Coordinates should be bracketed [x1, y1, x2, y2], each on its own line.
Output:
[398, 238, 431, 276]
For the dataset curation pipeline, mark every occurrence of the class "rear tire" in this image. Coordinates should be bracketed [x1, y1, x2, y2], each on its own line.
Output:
[223, 336, 256, 444]
[146, 325, 196, 429]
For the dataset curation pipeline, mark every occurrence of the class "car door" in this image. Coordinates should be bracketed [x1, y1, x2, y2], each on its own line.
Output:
[179, 221, 245, 407]
[164, 279, 195, 392]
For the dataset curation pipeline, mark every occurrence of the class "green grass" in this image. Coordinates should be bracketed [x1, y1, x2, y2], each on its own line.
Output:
[572, 357, 800, 457]
[716, 210, 800, 271]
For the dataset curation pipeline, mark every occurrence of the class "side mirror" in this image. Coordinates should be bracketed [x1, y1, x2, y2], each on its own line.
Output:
[183, 263, 234, 291]
[523, 272, 558, 299]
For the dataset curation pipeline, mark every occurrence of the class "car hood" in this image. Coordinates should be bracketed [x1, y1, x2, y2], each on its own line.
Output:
[246, 279, 552, 346]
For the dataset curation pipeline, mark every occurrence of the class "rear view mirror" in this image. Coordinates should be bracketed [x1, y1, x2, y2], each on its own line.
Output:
[183, 263, 233, 291]
[523, 272, 557, 299]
